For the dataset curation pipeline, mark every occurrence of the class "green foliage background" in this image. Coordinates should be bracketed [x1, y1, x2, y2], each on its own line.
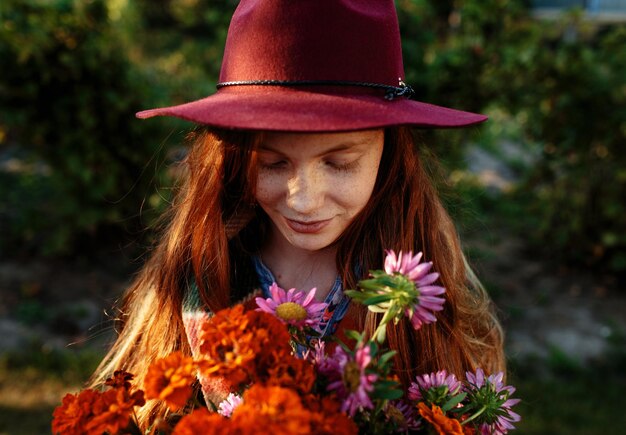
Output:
[1, 0, 625, 275]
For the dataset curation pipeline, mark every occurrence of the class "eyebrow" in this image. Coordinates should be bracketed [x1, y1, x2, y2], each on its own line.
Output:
[258, 140, 368, 157]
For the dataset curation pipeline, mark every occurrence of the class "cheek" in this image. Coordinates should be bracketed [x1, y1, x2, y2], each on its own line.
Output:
[351, 153, 382, 208]
[255, 173, 282, 205]
[335, 170, 379, 212]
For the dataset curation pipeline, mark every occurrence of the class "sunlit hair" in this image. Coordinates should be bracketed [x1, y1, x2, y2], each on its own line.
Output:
[336, 128, 504, 388]
[89, 127, 504, 428]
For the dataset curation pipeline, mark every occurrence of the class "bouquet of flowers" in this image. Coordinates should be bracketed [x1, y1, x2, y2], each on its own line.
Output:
[52, 251, 520, 434]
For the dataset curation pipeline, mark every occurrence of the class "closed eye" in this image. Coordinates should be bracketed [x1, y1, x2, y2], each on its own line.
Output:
[260, 160, 288, 171]
[325, 159, 360, 172]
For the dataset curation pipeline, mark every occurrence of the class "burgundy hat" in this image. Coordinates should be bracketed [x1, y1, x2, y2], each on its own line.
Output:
[136, 0, 487, 131]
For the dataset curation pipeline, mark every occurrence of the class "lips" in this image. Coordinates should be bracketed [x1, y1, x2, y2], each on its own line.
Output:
[285, 217, 332, 234]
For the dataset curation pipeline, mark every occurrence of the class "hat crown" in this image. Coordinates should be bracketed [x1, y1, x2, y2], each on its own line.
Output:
[137, 0, 487, 131]
[219, 0, 405, 86]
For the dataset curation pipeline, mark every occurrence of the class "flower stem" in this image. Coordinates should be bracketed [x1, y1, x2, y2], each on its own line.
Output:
[371, 323, 385, 343]
[461, 405, 487, 426]
[370, 305, 395, 344]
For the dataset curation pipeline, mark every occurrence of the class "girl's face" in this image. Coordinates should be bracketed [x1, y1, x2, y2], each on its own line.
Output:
[255, 129, 384, 252]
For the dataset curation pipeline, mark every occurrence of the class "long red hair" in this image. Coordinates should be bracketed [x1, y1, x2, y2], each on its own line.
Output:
[90, 126, 504, 427]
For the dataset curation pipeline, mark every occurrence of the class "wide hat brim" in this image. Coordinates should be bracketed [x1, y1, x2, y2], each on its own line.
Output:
[136, 86, 487, 132]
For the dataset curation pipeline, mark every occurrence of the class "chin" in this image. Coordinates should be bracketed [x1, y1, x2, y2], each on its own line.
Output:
[284, 232, 338, 252]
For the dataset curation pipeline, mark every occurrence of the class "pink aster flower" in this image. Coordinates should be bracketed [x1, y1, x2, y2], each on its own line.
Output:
[217, 392, 242, 418]
[303, 340, 328, 367]
[465, 368, 521, 434]
[255, 283, 328, 330]
[321, 344, 378, 417]
[408, 369, 461, 402]
[384, 250, 446, 329]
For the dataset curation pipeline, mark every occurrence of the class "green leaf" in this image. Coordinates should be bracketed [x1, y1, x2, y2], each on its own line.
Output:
[378, 350, 397, 366]
[372, 388, 404, 400]
[442, 392, 467, 412]
[358, 279, 385, 291]
[363, 294, 394, 305]
[377, 276, 399, 287]
[374, 379, 401, 389]
[369, 341, 379, 357]
[344, 329, 364, 343]
[344, 290, 367, 301]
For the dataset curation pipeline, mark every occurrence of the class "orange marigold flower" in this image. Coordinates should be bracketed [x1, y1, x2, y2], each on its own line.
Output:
[417, 402, 465, 435]
[245, 309, 292, 355]
[52, 389, 100, 435]
[261, 351, 316, 395]
[245, 310, 294, 385]
[84, 387, 145, 435]
[232, 385, 312, 434]
[198, 306, 294, 390]
[105, 370, 135, 390]
[309, 409, 358, 434]
[172, 408, 231, 435]
[199, 305, 252, 356]
[144, 351, 197, 411]
[308, 396, 358, 435]
[198, 305, 259, 387]
[197, 336, 257, 389]
[303, 394, 343, 414]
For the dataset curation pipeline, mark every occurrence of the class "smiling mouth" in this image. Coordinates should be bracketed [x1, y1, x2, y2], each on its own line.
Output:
[285, 218, 332, 234]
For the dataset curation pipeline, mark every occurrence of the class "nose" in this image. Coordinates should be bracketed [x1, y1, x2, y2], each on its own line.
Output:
[286, 168, 324, 215]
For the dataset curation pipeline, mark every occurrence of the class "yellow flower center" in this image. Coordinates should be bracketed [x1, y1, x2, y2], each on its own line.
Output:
[343, 361, 361, 393]
[275, 302, 308, 321]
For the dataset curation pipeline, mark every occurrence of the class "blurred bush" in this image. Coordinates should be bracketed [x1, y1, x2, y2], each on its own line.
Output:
[470, 5, 625, 275]
[0, 0, 170, 255]
[505, 17, 626, 274]
[398, 1, 626, 276]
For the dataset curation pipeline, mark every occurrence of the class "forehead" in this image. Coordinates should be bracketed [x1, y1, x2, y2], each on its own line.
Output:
[260, 129, 384, 156]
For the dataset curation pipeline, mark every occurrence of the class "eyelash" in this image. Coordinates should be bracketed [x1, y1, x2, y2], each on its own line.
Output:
[260, 161, 288, 171]
[326, 160, 359, 172]
[259, 160, 359, 173]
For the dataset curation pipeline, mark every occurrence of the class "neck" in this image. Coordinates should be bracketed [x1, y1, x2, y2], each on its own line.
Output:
[260, 230, 338, 301]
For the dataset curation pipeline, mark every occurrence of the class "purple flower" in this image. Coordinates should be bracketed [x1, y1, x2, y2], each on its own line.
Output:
[385, 400, 422, 432]
[465, 368, 521, 434]
[321, 344, 378, 417]
[408, 370, 461, 403]
[384, 250, 446, 329]
[217, 392, 242, 417]
[255, 283, 328, 330]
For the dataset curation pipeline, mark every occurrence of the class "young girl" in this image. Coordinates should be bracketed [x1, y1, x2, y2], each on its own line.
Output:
[90, 0, 504, 427]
